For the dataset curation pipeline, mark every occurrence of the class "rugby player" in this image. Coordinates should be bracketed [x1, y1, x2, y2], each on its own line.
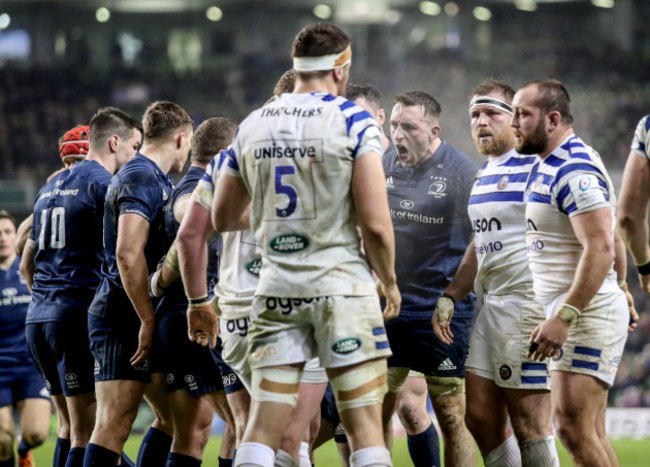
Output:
[207, 23, 399, 467]
[0, 210, 50, 467]
[22, 112, 142, 467]
[512, 79, 629, 466]
[617, 114, 650, 294]
[433, 79, 559, 466]
[151, 117, 240, 467]
[381, 91, 478, 467]
[84, 101, 192, 466]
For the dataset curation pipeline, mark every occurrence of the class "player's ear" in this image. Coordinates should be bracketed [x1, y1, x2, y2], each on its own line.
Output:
[175, 132, 184, 149]
[108, 135, 119, 152]
[376, 108, 386, 126]
[547, 111, 561, 131]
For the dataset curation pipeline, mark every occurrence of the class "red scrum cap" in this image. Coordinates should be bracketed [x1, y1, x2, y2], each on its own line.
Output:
[59, 125, 90, 161]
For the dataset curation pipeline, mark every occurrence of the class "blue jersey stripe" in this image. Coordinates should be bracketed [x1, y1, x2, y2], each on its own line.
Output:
[339, 100, 356, 111]
[555, 162, 604, 183]
[521, 376, 547, 384]
[320, 93, 336, 102]
[574, 346, 602, 357]
[476, 172, 530, 186]
[522, 362, 547, 371]
[572, 359, 599, 371]
[527, 192, 551, 204]
[346, 110, 373, 136]
[372, 327, 386, 336]
[544, 155, 565, 167]
[468, 191, 524, 204]
[375, 341, 390, 350]
[645, 117, 650, 132]
[226, 150, 239, 171]
[500, 156, 538, 167]
[352, 126, 369, 159]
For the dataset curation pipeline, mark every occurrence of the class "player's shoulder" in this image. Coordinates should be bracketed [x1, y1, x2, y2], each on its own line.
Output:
[116, 154, 162, 186]
[438, 141, 479, 176]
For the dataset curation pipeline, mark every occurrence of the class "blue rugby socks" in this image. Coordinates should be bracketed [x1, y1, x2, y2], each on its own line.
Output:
[137, 427, 173, 467]
[407, 423, 441, 467]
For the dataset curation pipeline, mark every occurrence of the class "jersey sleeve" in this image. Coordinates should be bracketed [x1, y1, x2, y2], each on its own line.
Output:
[117, 171, 161, 222]
[631, 114, 650, 160]
[554, 166, 610, 216]
[193, 156, 219, 211]
[341, 103, 383, 159]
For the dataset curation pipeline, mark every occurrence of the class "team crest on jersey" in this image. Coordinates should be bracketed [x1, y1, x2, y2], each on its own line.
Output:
[499, 364, 512, 380]
[579, 176, 592, 191]
[400, 200, 415, 210]
[497, 175, 509, 191]
[427, 177, 447, 198]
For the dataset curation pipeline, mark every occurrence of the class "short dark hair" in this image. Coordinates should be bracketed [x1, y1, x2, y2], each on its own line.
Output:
[191, 117, 238, 164]
[142, 101, 194, 141]
[521, 78, 574, 124]
[394, 91, 442, 119]
[292, 23, 350, 80]
[89, 107, 142, 151]
[469, 78, 515, 104]
[273, 70, 296, 96]
[347, 83, 382, 114]
[0, 210, 16, 228]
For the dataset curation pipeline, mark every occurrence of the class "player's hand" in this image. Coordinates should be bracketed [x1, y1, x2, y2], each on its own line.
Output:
[149, 269, 165, 298]
[131, 319, 154, 367]
[622, 283, 639, 332]
[527, 316, 570, 362]
[188, 303, 218, 348]
[432, 296, 455, 345]
[639, 273, 650, 296]
[380, 282, 401, 321]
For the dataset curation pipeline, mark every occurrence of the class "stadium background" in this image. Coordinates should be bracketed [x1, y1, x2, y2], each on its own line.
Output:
[0, 0, 649, 458]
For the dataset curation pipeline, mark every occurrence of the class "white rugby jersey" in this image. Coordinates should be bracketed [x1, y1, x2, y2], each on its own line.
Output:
[194, 154, 260, 317]
[525, 135, 618, 304]
[224, 92, 384, 297]
[468, 149, 538, 300]
[631, 114, 650, 160]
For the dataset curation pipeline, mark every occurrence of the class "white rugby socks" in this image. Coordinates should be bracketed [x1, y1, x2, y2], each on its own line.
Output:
[520, 435, 559, 467]
[484, 435, 521, 467]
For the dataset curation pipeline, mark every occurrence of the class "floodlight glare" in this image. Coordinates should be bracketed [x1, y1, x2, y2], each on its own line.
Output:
[0, 13, 10, 30]
[473, 6, 492, 21]
[206, 6, 223, 21]
[419, 1, 441, 16]
[313, 4, 332, 20]
[96, 7, 110, 23]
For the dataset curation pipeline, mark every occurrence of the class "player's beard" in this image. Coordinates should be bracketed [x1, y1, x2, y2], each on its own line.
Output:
[515, 118, 548, 155]
[473, 127, 514, 156]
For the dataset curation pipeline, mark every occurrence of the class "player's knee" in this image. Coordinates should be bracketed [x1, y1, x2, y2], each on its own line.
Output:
[330, 359, 387, 412]
[22, 429, 47, 448]
[552, 412, 580, 449]
[432, 397, 466, 435]
[251, 366, 301, 408]
[0, 428, 14, 460]
[396, 398, 429, 433]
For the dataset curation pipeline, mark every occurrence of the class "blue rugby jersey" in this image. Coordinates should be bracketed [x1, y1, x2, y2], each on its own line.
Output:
[89, 153, 174, 318]
[27, 160, 111, 323]
[382, 141, 479, 319]
[158, 165, 220, 309]
[0, 257, 32, 367]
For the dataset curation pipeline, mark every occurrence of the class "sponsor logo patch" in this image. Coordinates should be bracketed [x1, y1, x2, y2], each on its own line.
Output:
[269, 233, 309, 253]
[246, 258, 262, 276]
[332, 337, 362, 354]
